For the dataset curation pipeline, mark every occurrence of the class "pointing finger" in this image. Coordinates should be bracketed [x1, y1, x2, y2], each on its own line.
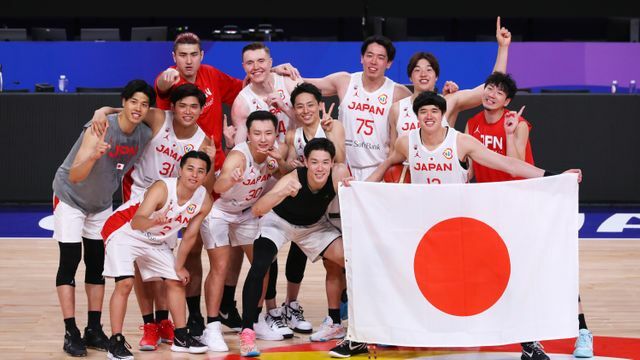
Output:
[517, 105, 526, 118]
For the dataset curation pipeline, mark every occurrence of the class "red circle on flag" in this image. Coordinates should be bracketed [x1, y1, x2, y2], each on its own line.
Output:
[414, 217, 511, 316]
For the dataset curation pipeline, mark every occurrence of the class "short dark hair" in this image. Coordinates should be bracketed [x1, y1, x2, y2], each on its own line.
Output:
[303, 137, 336, 160]
[484, 71, 518, 100]
[413, 91, 447, 115]
[170, 83, 206, 107]
[241, 42, 271, 59]
[246, 110, 278, 131]
[180, 150, 211, 173]
[173, 32, 201, 52]
[406, 52, 440, 79]
[361, 35, 396, 62]
[121, 79, 156, 107]
[290, 82, 322, 104]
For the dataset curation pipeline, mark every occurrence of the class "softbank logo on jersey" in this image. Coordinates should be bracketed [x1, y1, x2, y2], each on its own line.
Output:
[345, 139, 381, 150]
[347, 102, 385, 115]
[109, 145, 139, 158]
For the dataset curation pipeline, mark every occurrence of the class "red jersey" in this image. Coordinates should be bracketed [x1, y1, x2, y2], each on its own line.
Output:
[155, 64, 243, 170]
[467, 108, 534, 183]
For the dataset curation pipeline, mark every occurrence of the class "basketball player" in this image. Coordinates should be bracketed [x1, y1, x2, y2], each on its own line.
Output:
[199, 110, 288, 351]
[52, 80, 154, 357]
[237, 138, 360, 358]
[91, 83, 216, 350]
[228, 42, 300, 146]
[155, 33, 299, 336]
[101, 151, 213, 360]
[389, 17, 512, 152]
[464, 72, 593, 358]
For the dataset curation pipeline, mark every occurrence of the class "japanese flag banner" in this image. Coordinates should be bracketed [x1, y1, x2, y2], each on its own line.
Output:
[339, 174, 579, 347]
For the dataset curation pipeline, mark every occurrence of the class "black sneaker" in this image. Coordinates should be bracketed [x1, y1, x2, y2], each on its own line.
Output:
[219, 301, 242, 332]
[63, 328, 87, 357]
[83, 325, 109, 351]
[187, 314, 205, 338]
[329, 339, 369, 358]
[521, 341, 550, 360]
[171, 333, 208, 354]
[107, 333, 133, 360]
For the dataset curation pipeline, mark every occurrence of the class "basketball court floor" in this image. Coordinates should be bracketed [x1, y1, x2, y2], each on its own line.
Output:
[1, 205, 638, 359]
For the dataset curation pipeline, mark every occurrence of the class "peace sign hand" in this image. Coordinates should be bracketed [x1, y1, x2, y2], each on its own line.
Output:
[504, 105, 525, 135]
[222, 114, 236, 149]
[320, 102, 336, 132]
[151, 205, 171, 225]
[203, 135, 216, 161]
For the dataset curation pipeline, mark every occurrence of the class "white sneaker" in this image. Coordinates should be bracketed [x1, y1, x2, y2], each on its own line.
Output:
[201, 321, 229, 352]
[283, 301, 313, 333]
[265, 308, 294, 339]
[253, 313, 284, 341]
[310, 316, 345, 342]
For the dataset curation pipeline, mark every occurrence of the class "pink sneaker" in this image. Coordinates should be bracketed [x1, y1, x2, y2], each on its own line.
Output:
[239, 328, 260, 357]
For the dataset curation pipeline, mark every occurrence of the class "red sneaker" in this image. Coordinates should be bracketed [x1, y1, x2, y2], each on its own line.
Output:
[158, 319, 175, 344]
[139, 323, 160, 351]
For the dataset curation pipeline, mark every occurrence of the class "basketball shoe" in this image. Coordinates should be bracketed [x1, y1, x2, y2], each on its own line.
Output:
[83, 325, 109, 351]
[310, 316, 346, 342]
[329, 339, 369, 358]
[219, 301, 242, 332]
[107, 333, 133, 360]
[63, 328, 87, 357]
[521, 341, 550, 360]
[573, 329, 594, 358]
[138, 323, 159, 351]
[283, 301, 313, 333]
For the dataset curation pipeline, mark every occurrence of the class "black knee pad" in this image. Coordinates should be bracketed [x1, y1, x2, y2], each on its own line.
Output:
[56, 242, 82, 287]
[265, 260, 278, 300]
[83, 237, 105, 285]
[285, 242, 307, 284]
[248, 237, 278, 282]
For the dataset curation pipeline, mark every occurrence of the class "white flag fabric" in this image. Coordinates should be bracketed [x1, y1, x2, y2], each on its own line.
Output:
[339, 174, 579, 347]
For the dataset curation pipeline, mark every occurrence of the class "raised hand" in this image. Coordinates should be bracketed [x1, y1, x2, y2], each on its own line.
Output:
[504, 105, 525, 135]
[442, 81, 459, 96]
[264, 92, 286, 110]
[272, 63, 301, 81]
[90, 108, 119, 137]
[91, 121, 111, 160]
[320, 102, 336, 132]
[231, 167, 244, 182]
[288, 159, 304, 169]
[222, 114, 237, 149]
[496, 16, 512, 47]
[203, 135, 216, 161]
[162, 68, 181, 86]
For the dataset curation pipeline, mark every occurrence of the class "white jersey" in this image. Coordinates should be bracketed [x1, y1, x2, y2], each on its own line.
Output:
[396, 96, 449, 137]
[102, 178, 208, 246]
[215, 142, 278, 213]
[124, 111, 206, 201]
[408, 127, 468, 185]
[339, 72, 396, 169]
[293, 125, 326, 162]
[239, 74, 292, 142]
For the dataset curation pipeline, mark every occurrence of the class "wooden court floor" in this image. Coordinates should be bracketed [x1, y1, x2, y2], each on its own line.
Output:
[0, 238, 638, 359]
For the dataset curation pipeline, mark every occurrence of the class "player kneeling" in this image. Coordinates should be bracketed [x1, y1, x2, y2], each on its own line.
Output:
[101, 151, 214, 359]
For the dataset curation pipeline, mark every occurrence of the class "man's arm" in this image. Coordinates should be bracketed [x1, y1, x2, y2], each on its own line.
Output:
[130, 180, 169, 231]
[282, 130, 302, 173]
[155, 68, 180, 95]
[459, 133, 543, 179]
[68, 126, 111, 183]
[444, 17, 512, 126]
[252, 170, 301, 217]
[212, 151, 245, 194]
[366, 136, 409, 182]
[324, 121, 346, 164]
[230, 96, 250, 149]
[174, 194, 213, 278]
[388, 102, 400, 154]
[90, 107, 165, 137]
[303, 72, 350, 97]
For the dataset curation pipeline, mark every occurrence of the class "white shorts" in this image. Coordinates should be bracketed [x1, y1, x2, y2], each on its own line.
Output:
[349, 166, 378, 181]
[53, 196, 112, 243]
[200, 206, 259, 249]
[103, 232, 179, 282]
[259, 210, 341, 262]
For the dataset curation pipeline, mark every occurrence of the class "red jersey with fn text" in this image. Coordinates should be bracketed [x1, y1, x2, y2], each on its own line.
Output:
[467, 109, 534, 183]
